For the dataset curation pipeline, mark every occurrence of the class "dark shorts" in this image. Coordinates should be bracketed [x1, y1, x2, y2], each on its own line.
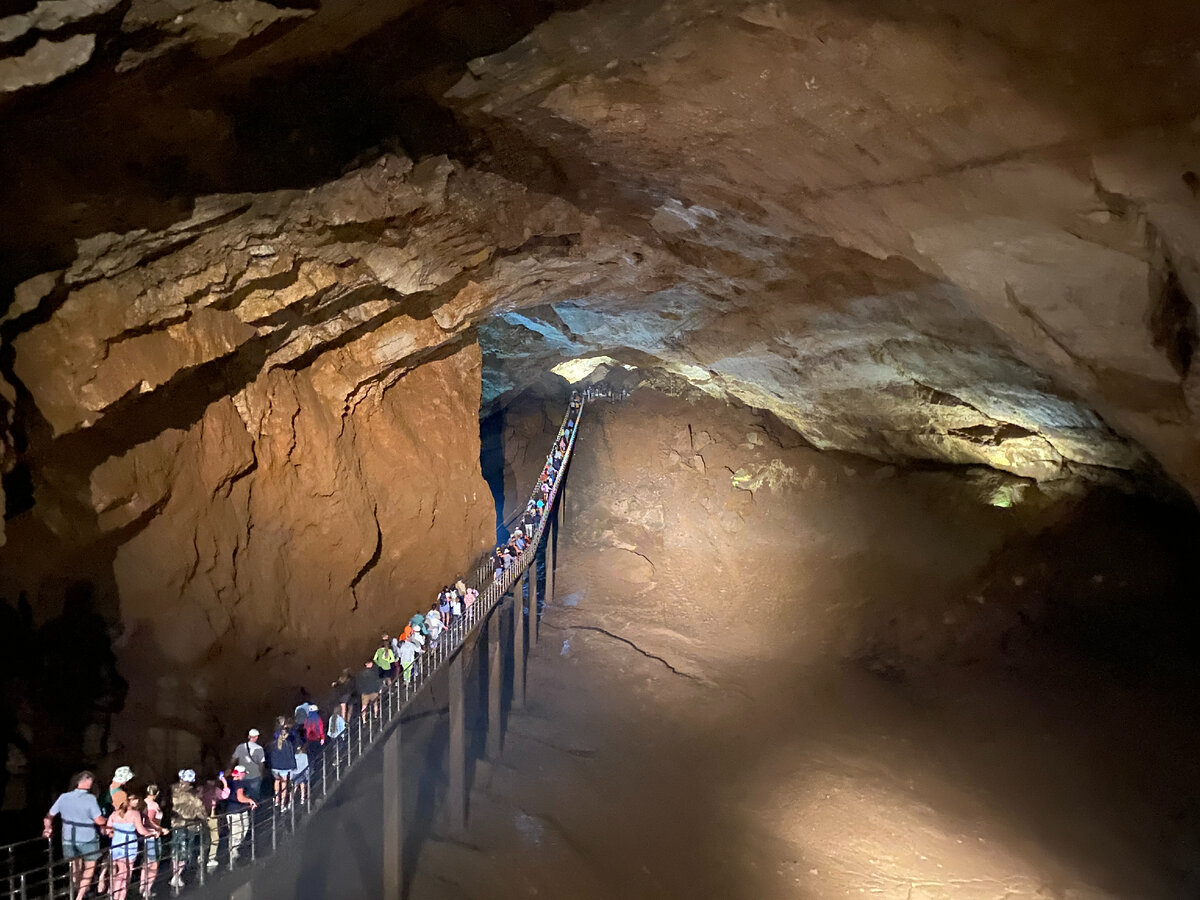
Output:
[292, 768, 310, 785]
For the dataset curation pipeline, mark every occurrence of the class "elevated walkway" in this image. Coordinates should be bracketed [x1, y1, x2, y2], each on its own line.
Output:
[11, 395, 584, 900]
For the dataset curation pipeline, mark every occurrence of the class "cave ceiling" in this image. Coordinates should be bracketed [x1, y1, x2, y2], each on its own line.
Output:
[3, 0, 1200, 546]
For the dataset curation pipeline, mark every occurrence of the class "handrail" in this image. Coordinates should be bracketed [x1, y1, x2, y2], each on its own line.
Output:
[14, 395, 584, 899]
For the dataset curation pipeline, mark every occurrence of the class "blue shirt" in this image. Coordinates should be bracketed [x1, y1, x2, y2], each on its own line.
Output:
[49, 789, 102, 843]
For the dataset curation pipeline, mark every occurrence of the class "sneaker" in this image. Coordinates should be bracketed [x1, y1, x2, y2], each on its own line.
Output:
[169, 874, 184, 888]
[206, 858, 218, 869]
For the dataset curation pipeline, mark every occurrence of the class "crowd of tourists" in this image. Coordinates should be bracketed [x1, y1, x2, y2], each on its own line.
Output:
[581, 382, 628, 402]
[38, 392, 583, 900]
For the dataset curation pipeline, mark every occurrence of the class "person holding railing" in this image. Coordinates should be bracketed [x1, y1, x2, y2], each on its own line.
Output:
[106, 792, 160, 900]
[168, 770, 205, 889]
[229, 729, 265, 802]
[43, 770, 106, 900]
[225, 766, 258, 863]
[139, 784, 168, 897]
[199, 774, 229, 871]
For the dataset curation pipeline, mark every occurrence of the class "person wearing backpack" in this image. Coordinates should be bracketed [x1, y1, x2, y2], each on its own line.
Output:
[301, 703, 325, 750]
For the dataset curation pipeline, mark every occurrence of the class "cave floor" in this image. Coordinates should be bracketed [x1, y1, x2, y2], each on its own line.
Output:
[407, 390, 1200, 900]
[410, 549, 1200, 900]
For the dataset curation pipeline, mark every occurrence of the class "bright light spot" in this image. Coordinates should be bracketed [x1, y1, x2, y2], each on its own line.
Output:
[987, 483, 1026, 508]
[552, 356, 623, 383]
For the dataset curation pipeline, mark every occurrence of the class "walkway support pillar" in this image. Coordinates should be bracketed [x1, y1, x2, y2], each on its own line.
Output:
[545, 509, 555, 610]
[487, 609, 503, 758]
[529, 551, 539, 649]
[514, 573, 526, 709]
[382, 721, 403, 900]
[448, 654, 466, 835]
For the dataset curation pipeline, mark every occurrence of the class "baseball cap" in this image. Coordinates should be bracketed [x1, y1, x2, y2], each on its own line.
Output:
[233, 765, 247, 776]
[248, 728, 260, 737]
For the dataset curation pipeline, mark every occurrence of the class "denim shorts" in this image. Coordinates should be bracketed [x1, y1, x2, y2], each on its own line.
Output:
[145, 837, 160, 862]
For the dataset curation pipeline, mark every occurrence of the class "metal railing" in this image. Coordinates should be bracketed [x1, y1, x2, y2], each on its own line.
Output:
[12, 395, 584, 900]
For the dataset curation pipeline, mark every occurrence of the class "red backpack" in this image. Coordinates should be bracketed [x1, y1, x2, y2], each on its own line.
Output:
[304, 708, 324, 743]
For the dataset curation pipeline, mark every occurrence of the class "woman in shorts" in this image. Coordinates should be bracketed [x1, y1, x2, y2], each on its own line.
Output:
[140, 785, 167, 897]
[107, 793, 159, 900]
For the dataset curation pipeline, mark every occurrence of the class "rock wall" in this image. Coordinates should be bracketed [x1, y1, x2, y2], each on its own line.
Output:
[2, 340, 493, 779]
[450, 0, 1200, 497]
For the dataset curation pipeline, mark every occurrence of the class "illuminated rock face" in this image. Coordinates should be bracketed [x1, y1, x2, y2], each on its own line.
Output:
[447, 0, 1200, 493]
[2, 0, 1200, 774]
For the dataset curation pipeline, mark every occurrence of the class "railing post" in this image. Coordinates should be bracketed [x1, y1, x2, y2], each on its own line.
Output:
[322, 748, 328, 799]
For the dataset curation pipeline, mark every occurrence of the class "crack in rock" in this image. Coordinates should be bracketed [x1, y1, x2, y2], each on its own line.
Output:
[568, 625, 700, 680]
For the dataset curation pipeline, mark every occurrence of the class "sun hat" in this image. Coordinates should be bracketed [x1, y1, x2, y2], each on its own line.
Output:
[113, 766, 134, 784]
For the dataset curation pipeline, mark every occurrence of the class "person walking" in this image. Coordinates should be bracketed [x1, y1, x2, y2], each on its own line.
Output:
[225, 766, 258, 863]
[43, 771, 106, 900]
[269, 717, 297, 810]
[230, 729, 265, 801]
[140, 784, 167, 898]
[292, 746, 310, 809]
[168, 770, 205, 889]
[328, 707, 347, 742]
[356, 660, 380, 721]
[373, 636, 397, 687]
[299, 701, 325, 751]
[331, 668, 353, 723]
[199, 774, 229, 870]
[397, 634, 419, 686]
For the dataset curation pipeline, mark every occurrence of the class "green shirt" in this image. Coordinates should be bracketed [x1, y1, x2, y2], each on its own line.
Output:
[373, 647, 396, 669]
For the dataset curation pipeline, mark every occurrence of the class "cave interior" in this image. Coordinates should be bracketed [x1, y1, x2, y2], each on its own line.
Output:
[2, 0, 1200, 897]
